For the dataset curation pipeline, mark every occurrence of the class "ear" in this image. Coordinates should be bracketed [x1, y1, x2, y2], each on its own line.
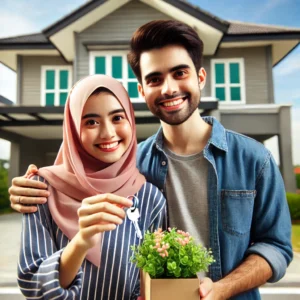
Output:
[198, 67, 207, 90]
[138, 83, 145, 98]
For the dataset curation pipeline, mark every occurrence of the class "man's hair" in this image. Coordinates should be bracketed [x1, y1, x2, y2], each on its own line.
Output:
[127, 20, 204, 83]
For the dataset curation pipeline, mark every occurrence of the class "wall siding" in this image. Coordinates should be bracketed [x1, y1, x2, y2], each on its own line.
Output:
[205, 46, 273, 104]
[76, 0, 172, 80]
[21, 56, 70, 106]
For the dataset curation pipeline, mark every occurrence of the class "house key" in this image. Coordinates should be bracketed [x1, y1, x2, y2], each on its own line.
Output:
[126, 206, 143, 239]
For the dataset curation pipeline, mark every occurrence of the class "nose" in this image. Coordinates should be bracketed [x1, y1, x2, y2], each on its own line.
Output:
[99, 121, 115, 140]
[161, 77, 178, 96]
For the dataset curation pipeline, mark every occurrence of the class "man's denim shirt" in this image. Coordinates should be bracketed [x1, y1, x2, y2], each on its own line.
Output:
[137, 117, 293, 299]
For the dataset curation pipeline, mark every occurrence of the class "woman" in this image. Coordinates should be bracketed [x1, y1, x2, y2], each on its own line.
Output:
[18, 75, 167, 299]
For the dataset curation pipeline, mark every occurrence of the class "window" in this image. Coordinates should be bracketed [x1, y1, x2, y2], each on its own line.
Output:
[211, 59, 245, 104]
[41, 66, 72, 106]
[89, 51, 140, 101]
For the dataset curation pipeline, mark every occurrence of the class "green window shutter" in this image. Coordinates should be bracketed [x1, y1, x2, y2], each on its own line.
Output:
[60, 70, 68, 89]
[46, 93, 55, 106]
[128, 82, 138, 98]
[128, 65, 136, 79]
[215, 63, 225, 84]
[46, 70, 55, 89]
[59, 92, 68, 105]
[229, 63, 240, 84]
[230, 87, 241, 101]
[216, 87, 225, 101]
[95, 57, 106, 74]
[112, 56, 122, 78]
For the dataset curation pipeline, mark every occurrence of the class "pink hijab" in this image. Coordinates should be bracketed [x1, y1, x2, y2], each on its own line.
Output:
[38, 75, 145, 267]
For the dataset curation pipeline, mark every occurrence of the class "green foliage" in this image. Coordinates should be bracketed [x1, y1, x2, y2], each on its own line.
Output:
[131, 228, 215, 279]
[0, 161, 10, 212]
[287, 193, 300, 220]
[296, 174, 300, 189]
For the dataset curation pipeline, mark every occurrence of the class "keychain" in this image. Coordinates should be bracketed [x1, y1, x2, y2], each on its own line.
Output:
[126, 195, 142, 239]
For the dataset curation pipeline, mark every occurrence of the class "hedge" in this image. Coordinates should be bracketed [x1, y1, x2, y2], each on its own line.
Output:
[0, 166, 10, 212]
[287, 193, 300, 220]
[296, 174, 300, 189]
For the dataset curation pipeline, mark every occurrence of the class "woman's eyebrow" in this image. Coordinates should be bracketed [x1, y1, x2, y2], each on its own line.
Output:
[82, 113, 100, 120]
[82, 109, 125, 120]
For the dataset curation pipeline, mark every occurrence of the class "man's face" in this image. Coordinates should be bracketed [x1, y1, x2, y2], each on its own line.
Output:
[138, 45, 206, 125]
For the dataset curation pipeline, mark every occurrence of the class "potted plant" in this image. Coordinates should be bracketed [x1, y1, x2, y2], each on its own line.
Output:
[131, 228, 215, 300]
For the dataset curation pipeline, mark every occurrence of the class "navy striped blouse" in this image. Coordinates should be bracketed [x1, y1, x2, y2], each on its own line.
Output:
[18, 180, 167, 300]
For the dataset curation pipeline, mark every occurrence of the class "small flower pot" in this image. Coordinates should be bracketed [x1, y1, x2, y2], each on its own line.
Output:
[140, 270, 199, 300]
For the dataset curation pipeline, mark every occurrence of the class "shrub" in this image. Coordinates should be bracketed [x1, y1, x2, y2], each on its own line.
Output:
[296, 174, 300, 189]
[287, 193, 300, 220]
[131, 228, 215, 278]
[0, 166, 10, 212]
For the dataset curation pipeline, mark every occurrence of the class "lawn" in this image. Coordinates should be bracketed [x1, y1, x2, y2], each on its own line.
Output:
[292, 224, 300, 252]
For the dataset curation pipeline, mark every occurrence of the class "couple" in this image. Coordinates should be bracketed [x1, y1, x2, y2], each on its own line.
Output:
[9, 20, 292, 300]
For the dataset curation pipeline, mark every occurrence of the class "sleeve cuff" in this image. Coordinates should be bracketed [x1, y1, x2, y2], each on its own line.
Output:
[245, 243, 288, 282]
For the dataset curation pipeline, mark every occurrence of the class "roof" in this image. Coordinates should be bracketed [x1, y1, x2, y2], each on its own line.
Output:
[0, 0, 299, 68]
[228, 21, 300, 35]
[0, 95, 13, 106]
[0, 33, 53, 49]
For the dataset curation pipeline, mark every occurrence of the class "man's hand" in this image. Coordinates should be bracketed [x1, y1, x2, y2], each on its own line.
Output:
[9, 164, 49, 213]
[199, 277, 223, 300]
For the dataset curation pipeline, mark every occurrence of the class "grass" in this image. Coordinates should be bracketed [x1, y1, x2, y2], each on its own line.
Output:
[292, 224, 300, 253]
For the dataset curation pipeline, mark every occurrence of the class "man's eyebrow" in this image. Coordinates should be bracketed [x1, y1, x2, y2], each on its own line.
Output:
[144, 64, 191, 81]
[81, 109, 125, 120]
[169, 64, 190, 73]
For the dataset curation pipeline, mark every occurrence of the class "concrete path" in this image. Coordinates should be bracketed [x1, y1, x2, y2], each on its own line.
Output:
[0, 213, 299, 299]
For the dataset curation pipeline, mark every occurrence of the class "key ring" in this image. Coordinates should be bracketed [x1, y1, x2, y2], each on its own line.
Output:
[126, 195, 139, 211]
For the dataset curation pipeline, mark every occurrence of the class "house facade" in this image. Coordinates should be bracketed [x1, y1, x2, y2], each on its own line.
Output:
[0, 0, 299, 192]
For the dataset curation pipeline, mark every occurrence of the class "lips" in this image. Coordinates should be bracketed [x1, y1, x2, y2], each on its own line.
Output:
[159, 96, 188, 111]
[95, 141, 120, 152]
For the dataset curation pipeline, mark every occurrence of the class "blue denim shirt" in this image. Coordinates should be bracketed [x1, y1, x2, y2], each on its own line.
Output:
[137, 117, 293, 300]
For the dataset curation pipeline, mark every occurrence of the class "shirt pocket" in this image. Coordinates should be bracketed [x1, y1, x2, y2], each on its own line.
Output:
[221, 190, 256, 236]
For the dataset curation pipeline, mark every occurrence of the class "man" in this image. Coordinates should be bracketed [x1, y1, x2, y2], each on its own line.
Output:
[9, 20, 292, 299]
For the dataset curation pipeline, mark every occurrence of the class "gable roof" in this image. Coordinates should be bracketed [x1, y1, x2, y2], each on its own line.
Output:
[0, 0, 299, 69]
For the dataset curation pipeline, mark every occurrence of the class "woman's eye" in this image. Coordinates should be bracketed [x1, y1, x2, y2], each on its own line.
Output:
[85, 119, 98, 126]
[113, 115, 124, 122]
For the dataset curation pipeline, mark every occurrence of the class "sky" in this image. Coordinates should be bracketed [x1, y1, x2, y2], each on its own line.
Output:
[0, 0, 299, 165]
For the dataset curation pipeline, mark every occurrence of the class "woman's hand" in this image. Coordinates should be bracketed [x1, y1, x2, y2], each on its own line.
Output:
[75, 193, 133, 250]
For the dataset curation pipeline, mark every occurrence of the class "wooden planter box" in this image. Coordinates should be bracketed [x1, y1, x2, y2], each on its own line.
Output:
[140, 270, 199, 300]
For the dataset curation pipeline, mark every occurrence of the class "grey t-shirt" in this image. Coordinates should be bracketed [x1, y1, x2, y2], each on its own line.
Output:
[163, 146, 209, 249]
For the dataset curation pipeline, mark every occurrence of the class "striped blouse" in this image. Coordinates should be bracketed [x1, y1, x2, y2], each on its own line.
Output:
[18, 180, 167, 300]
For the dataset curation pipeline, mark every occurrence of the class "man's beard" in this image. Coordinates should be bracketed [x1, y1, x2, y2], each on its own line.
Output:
[146, 89, 201, 126]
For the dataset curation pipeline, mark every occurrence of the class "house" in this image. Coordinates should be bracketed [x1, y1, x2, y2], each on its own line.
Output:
[0, 0, 298, 192]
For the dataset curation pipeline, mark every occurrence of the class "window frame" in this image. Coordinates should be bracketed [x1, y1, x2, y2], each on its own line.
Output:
[41, 65, 73, 106]
[210, 58, 246, 104]
[89, 51, 142, 102]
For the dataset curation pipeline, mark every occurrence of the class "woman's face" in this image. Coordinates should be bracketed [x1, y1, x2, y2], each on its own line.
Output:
[80, 91, 132, 164]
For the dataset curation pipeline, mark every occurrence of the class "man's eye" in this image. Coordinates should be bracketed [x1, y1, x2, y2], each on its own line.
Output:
[175, 70, 186, 77]
[147, 77, 161, 85]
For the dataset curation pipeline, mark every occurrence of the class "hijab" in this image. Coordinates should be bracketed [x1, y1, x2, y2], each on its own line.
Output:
[38, 74, 146, 267]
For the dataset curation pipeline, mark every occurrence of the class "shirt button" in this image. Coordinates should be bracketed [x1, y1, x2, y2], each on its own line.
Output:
[161, 161, 166, 166]
[161, 189, 164, 193]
